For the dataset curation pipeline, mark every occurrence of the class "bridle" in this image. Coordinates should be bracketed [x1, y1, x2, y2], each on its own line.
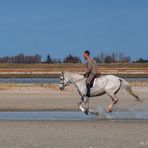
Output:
[59, 72, 71, 90]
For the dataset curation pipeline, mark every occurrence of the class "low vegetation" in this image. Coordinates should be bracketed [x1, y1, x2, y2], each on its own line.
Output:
[0, 63, 147, 78]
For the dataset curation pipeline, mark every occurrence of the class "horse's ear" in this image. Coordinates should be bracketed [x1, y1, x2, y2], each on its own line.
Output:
[61, 70, 64, 75]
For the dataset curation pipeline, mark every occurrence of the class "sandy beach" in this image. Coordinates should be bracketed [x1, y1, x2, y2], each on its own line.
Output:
[0, 83, 147, 148]
[0, 83, 147, 112]
[0, 120, 147, 148]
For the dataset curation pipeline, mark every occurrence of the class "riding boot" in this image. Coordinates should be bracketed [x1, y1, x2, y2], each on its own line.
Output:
[86, 84, 91, 97]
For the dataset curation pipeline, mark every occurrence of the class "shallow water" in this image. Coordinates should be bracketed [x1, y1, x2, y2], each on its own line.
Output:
[0, 77, 148, 84]
[0, 111, 93, 121]
[0, 111, 148, 121]
[0, 78, 58, 84]
[125, 77, 148, 82]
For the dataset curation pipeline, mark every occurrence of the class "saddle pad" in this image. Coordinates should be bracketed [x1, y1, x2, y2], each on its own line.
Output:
[90, 78, 96, 88]
[90, 73, 101, 88]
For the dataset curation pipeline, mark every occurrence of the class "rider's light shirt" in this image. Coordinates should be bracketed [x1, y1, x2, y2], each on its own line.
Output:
[86, 57, 98, 74]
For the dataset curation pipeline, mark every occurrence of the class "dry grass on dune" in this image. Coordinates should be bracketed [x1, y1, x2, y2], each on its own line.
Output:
[0, 63, 147, 77]
[0, 63, 148, 70]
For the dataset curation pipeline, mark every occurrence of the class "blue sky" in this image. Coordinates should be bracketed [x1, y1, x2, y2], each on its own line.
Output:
[0, 0, 148, 60]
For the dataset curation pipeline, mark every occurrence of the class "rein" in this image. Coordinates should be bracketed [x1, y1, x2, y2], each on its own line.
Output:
[71, 77, 85, 84]
[66, 77, 85, 87]
[60, 75, 85, 88]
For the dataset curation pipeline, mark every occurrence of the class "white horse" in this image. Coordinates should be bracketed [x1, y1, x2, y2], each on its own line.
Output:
[59, 72, 140, 115]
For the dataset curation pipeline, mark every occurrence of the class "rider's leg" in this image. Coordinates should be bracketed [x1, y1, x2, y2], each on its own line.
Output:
[86, 84, 91, 97]
[86, 73, 96, 97]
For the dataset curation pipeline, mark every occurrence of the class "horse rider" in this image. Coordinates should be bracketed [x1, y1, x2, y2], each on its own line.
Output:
[83, 50, 98, 98]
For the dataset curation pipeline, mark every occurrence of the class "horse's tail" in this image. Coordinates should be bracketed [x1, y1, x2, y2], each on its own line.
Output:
[119, 78, 141, 101]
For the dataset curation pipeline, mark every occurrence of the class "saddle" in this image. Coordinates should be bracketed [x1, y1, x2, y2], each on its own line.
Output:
[90, 73, 101, 88]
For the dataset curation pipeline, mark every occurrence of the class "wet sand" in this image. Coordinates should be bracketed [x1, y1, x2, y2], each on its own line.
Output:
[0, 84, 147, 112]
[0, 121, 147, 148]
[0, 84, 147, 148]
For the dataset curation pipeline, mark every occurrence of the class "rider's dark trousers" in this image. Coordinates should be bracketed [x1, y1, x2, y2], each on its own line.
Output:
[86, 73, 96, 97]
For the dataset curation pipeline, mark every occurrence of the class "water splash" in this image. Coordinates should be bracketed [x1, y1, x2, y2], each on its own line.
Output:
[96, 108, 148, 120]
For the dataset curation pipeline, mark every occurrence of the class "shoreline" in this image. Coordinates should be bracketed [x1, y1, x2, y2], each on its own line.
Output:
[0, 63, 147, 78]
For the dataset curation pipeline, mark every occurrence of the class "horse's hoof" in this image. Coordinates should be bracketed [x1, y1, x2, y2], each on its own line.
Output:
[95, 112, 99, 116]
[106, 108, 112, 113]
[85, 108, 89, 115]
[85, 110, 88, 115]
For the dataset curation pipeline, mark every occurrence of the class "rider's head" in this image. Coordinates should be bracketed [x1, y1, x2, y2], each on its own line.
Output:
[83, 50, 90, 60]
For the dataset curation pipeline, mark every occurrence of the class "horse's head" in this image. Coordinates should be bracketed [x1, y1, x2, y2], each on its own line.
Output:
[59, 71, 71, 91]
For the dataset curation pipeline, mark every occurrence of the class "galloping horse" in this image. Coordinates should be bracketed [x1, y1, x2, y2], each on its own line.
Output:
[59, 72, 140, 115]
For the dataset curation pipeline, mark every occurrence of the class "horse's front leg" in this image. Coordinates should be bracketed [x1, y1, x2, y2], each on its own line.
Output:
[78, 96, 99, 116]
[77, 96, 84, 107]
[78, 99, 89, 115]
[78, 96, 86, 113]
[84, 96, 89, 115]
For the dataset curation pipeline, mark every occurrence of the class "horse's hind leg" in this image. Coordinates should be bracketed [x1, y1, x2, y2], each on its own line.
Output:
[105, 91, 119, 112]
